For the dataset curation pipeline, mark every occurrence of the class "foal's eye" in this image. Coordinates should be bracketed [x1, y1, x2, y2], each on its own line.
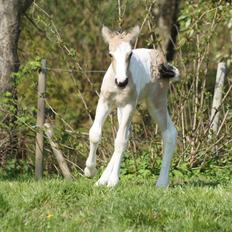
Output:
[109, 53, 113, 58]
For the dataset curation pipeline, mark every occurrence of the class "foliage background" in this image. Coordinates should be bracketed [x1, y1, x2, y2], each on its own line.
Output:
[1, 0, 231, 180]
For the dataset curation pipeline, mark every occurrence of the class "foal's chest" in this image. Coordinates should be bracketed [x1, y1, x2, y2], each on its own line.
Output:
[101, 85, 137, 106]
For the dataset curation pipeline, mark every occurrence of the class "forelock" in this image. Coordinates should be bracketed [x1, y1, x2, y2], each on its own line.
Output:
[108, 33, 132, 52]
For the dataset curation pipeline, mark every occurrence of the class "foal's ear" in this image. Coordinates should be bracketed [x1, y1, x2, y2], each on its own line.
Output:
[127, 25, 140, 44]
[101, 26, 113, 43]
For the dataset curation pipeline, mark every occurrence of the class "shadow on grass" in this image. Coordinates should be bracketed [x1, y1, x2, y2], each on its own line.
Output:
[0, 173, 64, 182]
[0, 174, 32, 182]
[172, 179, 222, 188]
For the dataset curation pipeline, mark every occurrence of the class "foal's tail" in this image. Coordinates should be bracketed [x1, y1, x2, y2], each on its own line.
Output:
[158, 63, 180, 82]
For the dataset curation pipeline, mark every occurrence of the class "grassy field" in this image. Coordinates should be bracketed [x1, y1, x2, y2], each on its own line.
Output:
[0, 176, 232, 232]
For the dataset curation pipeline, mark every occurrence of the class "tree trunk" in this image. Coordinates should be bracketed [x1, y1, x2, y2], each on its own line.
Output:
[0, 0, 33, 163]
[151, 0, 180, 62]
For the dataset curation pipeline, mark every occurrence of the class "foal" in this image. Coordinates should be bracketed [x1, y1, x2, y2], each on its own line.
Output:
[84, 25, 180, 187]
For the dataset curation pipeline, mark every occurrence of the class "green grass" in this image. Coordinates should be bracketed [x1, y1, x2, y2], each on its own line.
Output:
[0, 177, 232, 232]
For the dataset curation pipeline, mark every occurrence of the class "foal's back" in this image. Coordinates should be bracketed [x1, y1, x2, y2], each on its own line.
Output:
[129, 48, 168, 101]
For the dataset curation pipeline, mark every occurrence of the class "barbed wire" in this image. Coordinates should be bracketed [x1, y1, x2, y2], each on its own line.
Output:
[0, 60, 106, 75]
[46, 67, 106, 73]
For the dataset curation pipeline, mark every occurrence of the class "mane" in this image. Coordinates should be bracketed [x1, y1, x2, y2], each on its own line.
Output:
[112, 31, 128, 40]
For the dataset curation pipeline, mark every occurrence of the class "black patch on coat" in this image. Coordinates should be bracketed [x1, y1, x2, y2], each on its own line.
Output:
[158, 63, 176, 79]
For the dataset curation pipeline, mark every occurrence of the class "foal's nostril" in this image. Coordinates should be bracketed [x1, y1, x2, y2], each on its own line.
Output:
[115, 78, 118, 86]
[115, 78, 128, 88]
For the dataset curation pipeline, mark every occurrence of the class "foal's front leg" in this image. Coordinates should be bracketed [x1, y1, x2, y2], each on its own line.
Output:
[84, 97, 111, 177]
[96, 103, 135, 187]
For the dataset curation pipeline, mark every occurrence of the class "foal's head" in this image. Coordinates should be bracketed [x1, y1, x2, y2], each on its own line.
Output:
[102, 25, 140, 88]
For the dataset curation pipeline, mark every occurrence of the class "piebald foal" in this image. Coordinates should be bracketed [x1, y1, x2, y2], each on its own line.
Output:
[84, 25, 179, 187]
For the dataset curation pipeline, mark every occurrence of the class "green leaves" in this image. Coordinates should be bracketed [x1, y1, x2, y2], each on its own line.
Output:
[15, 59, 40, 85]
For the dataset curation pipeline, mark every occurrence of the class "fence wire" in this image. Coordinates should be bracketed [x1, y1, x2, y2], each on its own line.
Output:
[46, 67, 106, 74]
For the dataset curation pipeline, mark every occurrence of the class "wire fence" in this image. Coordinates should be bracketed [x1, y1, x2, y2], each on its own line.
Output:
[46, 67, 106, 74]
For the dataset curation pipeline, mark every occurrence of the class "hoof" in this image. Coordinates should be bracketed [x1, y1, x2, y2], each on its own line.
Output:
[95, 175, 109, 186]
[107, 176, 119, 187]
[95, 175, 119, 187]
[84, 166, 96, 178]
[156, 178, 169, 188]
[95, 179, 107, 186]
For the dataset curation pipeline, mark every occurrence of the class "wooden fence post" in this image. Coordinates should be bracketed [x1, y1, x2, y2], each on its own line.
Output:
[44, 123, 73, 180]
[35, 59, 47, 179]
[209, 62, 227, 138]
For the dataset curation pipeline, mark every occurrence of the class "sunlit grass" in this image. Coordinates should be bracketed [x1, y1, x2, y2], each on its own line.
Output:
[0, 177, 231, 232]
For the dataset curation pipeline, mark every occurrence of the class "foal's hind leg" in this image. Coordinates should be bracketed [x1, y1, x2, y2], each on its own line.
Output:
[147, 92, 177, 187]
[84, 97, 111, 177]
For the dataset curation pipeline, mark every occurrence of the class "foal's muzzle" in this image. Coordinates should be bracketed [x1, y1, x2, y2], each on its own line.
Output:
[115, 78, 128, 88]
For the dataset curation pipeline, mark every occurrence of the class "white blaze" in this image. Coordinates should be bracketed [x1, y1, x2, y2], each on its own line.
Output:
[113, 42, 132, 83]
